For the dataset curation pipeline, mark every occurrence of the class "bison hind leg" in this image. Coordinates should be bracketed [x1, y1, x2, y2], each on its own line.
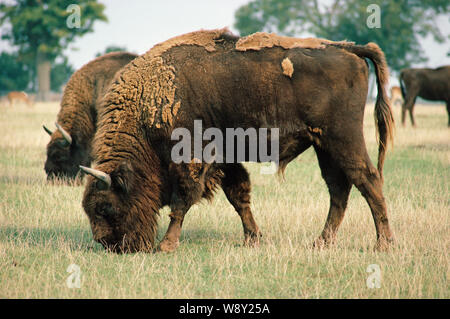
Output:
[327, 139, 395, 251]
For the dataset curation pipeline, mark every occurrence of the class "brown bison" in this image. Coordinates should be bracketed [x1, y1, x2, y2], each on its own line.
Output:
[80, 29, 395, 254]
[43, 51, 138, 181]
[7, 91, 33, 107]
[399, 66, 450, 127]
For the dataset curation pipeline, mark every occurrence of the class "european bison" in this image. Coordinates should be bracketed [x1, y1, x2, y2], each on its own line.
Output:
[43, 51, 138, 181]
[399, 66, 450, 127]
[7, 91, 33, 107]
[80, 29, 395, 253]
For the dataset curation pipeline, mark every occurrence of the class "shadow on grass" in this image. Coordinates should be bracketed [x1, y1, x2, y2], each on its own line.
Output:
[0, 225, 103, 252]
[2, 225, 246, 255]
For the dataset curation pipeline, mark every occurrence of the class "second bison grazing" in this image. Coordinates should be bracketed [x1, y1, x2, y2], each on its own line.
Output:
[43, 51, 138, 181]
[399, 66, 450, 127]
[81, 29, 395, 253]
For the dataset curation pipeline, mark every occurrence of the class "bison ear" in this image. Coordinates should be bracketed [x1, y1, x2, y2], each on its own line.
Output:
[112, 161, 134, 194]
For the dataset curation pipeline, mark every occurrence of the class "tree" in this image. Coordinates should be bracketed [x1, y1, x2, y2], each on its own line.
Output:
[51, 55, 74, 92]
[95, 45, 128, 58]
[0, 51, 30, 92]
[234, 0, 449, 73]
[0, 50, 74, 94]
[0, 0, 107, 101]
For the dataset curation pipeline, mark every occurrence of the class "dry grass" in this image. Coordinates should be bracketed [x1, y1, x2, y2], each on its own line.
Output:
[0, 101, 448, 298]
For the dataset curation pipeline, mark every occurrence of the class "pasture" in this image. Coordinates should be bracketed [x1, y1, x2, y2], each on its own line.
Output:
[0, 101, 448, 298]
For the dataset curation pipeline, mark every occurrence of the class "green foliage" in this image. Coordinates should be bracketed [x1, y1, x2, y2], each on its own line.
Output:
[95, 45, 128, 58]
[234, 0, 449, 73]
[0, 0, 106, 98]
[50, 56, 74, 92]
[0, 0, 107, 61]
[0, 50, 74, 93]
[0, 51, 30, 92]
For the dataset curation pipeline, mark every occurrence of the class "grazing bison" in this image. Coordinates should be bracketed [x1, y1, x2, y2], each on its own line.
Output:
[80, 29, 395, 253]
[7, 91, 33, 107]
[399, 66, 450, 127]
[43, 51, 138, 181]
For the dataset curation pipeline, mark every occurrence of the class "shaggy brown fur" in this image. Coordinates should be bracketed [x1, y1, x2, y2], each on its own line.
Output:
[82, 29, 395, 254]
[44, 52, 138, 181]
[399, 66, 450, 127]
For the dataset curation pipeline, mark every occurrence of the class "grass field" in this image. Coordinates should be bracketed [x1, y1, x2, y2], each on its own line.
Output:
[0, 101, 448, 298]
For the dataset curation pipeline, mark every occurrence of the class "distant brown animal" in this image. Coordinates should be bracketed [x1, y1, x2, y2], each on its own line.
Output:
[7, 91, 33, 106]
[80, 29, 395, 254]
[43, 51, 138, 181]
[399, 66, 450, 127]
[390, 86, 403, 107]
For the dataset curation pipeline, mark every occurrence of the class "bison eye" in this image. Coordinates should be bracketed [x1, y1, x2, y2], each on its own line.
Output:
[96, 180, 109, 190]
[98, 203, 115, 217]
[57, 139, 71, 148]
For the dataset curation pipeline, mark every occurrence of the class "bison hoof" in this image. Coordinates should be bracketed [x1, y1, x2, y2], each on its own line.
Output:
[312, 236, 335, 250]
[157, 239, 180, 253]
[244, 232, 262, 247]
[374, 237, 395, 252]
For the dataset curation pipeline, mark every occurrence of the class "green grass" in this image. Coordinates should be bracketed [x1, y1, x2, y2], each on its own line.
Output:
[0, 101, 448, 298]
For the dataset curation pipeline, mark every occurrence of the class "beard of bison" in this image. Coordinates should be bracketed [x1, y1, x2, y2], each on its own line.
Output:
[82, 161, 162, 253]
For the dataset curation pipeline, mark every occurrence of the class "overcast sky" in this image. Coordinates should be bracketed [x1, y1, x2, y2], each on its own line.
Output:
[1, 0, 449, 83]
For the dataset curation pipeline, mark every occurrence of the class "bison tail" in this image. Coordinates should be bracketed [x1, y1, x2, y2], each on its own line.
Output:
[340, 42, 395, 181]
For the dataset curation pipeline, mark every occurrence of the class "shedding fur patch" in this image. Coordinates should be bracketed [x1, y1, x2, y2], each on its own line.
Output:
[235, 32, 350, 51]
[137, 56, 178, 128]
[281, 57, 294, 78]
[137, 28, 232, 128]
[146, 28, 231, 56]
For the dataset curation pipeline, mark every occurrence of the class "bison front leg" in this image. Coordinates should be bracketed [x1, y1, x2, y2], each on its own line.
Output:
[222, 164, 261, 246]
[313, 147, 352, 249]
[158, 209, 186, 253]
[157, 161, 206, 253]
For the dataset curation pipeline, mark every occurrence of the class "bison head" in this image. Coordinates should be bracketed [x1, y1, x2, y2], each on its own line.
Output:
[44, 123, 90, 182]
[80, 161, 160, 253]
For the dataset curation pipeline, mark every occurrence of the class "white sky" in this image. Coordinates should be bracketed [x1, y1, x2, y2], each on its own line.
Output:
[63, 0, 251, 68]
[1, 0, 449, 82]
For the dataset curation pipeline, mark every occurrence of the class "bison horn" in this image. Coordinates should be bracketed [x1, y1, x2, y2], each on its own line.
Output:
[55, 122, 72, 146]
[43, 125, 53, 136]
[79, 166, 111, 189]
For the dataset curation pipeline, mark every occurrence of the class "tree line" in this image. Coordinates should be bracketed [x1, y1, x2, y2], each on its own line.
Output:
[1, 0, 448, 100]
